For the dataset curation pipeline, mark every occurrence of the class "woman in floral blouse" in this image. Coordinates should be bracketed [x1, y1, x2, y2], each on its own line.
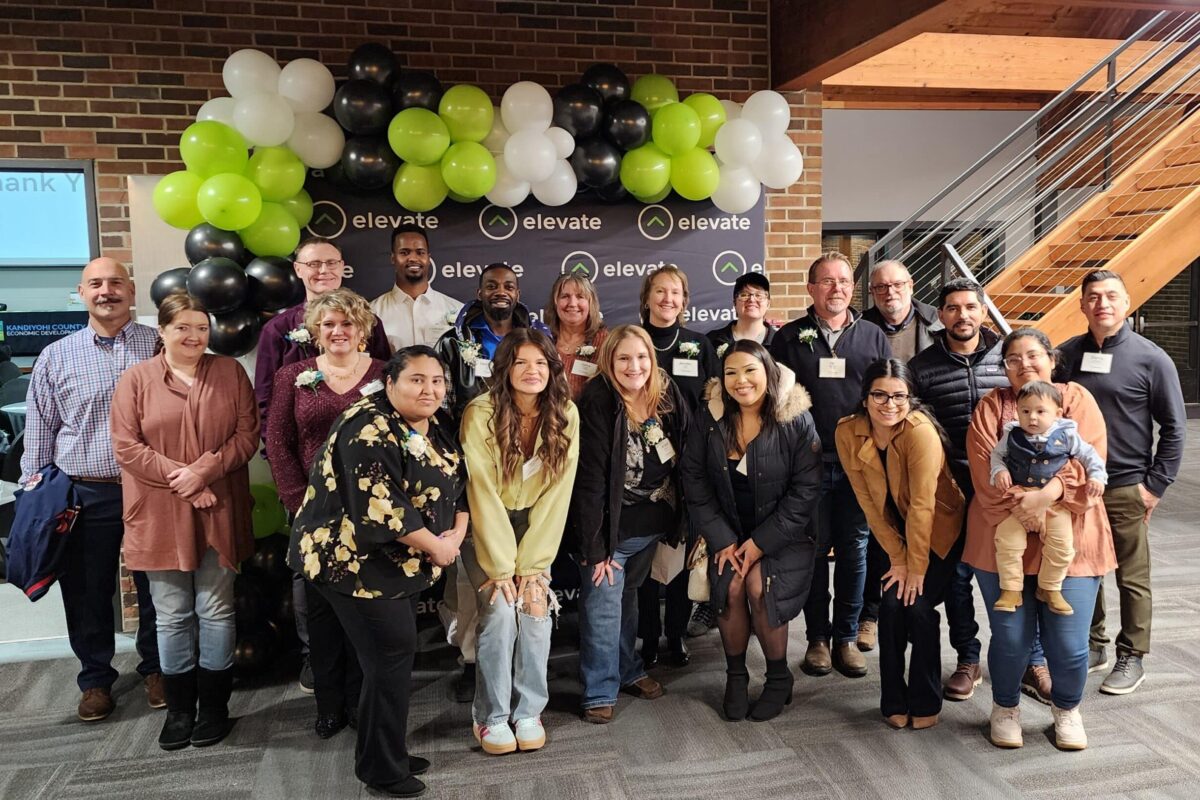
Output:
[544, 273, 608, 400]
[288, 346, 467, 799]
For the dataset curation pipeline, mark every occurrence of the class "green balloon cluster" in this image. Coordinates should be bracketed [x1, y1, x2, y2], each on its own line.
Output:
[250, 484, 289, 540]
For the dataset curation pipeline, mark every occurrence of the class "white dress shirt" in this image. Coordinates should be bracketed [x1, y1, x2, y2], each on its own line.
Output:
[370, 284, 464, 351]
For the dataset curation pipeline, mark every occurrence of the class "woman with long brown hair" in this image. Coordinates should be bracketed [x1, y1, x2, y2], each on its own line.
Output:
[459, 328, 580, 756]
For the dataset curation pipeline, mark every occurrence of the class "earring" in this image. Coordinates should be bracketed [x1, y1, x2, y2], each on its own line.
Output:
[358, 340, 367, 353]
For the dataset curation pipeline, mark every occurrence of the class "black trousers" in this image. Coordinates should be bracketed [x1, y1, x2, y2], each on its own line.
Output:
[859, 535, 890, 624]
[304, 579, 363, 716]
[637, 568, 692, 645]
[319, 585, 418, 789]
[877, 537, 961, 719]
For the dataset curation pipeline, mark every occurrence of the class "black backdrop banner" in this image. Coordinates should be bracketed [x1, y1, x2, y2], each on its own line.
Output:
[304, 172, 766, 328]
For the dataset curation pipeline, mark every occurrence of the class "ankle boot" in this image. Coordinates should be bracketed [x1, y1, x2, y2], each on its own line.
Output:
[993, 589, 1023, 612]
[1036, 588, 1075, 616]
[158, 670, 197, 751]
[723, 652, 750, 721]
[749, 658, 794, 722]
[192, 667, 234, 747]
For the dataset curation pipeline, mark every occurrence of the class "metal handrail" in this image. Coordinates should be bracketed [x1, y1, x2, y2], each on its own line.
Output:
[944, 243, 1012, 337]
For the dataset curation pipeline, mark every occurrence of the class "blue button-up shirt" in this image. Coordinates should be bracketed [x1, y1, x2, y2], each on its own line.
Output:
[19, 319, 159, 483]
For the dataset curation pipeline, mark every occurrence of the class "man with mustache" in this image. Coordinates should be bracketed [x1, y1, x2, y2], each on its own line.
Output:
[19, 257, 163, 721]
[370, 223, 462, 351]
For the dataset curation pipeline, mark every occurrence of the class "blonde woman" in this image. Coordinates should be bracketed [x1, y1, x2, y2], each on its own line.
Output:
[544, 274, 608, 400]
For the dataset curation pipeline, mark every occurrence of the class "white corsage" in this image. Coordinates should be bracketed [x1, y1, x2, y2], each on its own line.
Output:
[641, 418, 665, 446]
[678, 341, 700, 359]
[295, 369, 325, 393]
[577, 344, 596, 357]
[716, 342, 730, 359]
[444, 311, 458, 325]
[797, 328, 819, 350]
[404, 430, 429, 460]
[457, 339, 482, 366]
[286, 327, 312, 345]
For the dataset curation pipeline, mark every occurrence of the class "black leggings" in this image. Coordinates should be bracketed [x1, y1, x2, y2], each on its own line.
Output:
[304, 580, 363, 717]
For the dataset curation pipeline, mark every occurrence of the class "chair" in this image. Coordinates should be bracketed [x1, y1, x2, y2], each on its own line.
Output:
[0, 361, 20, 386]
[1, 430, 23, 484]
[0, 376, 29, 407]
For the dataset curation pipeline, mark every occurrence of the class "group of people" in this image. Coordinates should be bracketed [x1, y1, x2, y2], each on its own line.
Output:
[16, 226, 1184, 798]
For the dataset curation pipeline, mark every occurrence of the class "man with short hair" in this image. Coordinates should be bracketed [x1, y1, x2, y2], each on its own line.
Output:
[862, 260, 942, 363]
[1059, 269, 1186, 695]
[770, 251, 891, 679]
[370, 223, 463, 351]
[20, 257, 162, 721]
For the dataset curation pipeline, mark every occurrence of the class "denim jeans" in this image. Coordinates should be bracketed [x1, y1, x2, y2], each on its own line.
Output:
[974, 569, 1100, 710]
[804, 461, 870, 644]
[146, 547, 236, 674]
[578, 533, 659, 709]
[461, 517, 553, 727]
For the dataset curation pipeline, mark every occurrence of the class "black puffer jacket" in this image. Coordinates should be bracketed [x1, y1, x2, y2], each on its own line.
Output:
[568, 376, 690, 565]
[908, 326, 1008, 495]
[681, 369, 823, 627]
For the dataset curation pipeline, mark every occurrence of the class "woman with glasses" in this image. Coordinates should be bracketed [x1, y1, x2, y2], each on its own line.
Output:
[835, 358, 964, 730]
[965, 327, 1113, 751]
[706, 273, 776, 357]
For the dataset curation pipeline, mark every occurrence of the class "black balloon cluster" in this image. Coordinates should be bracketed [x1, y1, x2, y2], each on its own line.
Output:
[556, 63, 648, 203]
[150, 223, 304, 357]
[233, 535, 297, 677]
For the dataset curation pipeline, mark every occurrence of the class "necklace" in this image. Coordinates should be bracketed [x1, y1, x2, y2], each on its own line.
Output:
[321, 355, 362, 381]
[652, 328, 680, 353]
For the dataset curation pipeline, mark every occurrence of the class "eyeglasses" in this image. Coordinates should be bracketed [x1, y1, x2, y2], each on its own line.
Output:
[735, 291, 769, 302]
[298, 259, 345, 273]
[1003, 351, 1048, 369]
[868, 391, 910, 406]
[869, 280, 911, 295]
[813, 278, 853, 289]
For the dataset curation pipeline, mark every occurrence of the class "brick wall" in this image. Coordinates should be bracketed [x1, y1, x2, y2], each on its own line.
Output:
[0, 0, 821, 631]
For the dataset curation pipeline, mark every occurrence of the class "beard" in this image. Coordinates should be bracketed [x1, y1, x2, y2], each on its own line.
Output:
[947, 322, 978, 342]
[399, 263, 428, 284]
[485, 301, 514, 322]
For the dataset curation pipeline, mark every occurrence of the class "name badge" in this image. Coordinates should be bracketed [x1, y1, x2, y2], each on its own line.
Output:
[655, 439, 676, 463]
[473, 359, 493, 378]
[673, 358, 699, 377]
[1080, 352, 1113, 374]
[522, 456, 542, 481]
[736, 454, 749, 475]
[359, 379, 383, 396]
[819, 357, 846, 379]
[571, 359, 599, 378]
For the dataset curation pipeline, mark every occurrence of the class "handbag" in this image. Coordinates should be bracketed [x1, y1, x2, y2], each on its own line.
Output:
[650, 540, 685, 585]
[686, 538, 709, 602]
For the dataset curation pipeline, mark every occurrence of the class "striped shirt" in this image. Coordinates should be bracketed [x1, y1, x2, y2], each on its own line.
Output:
[20, 319, 159, 483]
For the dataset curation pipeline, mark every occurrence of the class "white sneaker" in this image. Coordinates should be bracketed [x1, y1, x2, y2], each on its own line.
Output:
[989, 703, 1023, 748]
[1051, 704, 1088, 751]
[513, 717, 546, 751]
[473, 722, 516, 755]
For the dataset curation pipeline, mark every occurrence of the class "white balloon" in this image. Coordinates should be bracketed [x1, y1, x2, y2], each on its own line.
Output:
[277, 58, 336, 113]
[233, 91, 295, 147]
[714, 118, 762, 167]
[532, 159, 577, 207]
[752, 135, 804, 189]
[720, 99, 741, 121]
[223, 49, 282, 99]
[741, 90, 791, 139]
[483, 108, 510, 155]
[197, 96, 237, 127]
[501, 81, 553, 133]
[711, 165, 761, 214]
[545, 127, 575, 160]
[486, 161, 531, 208]
[503, 129, 557, 184]
[288, 112, 346, 169]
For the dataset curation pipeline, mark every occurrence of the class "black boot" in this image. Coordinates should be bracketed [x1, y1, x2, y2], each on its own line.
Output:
[723, 652, 750, 721]
[749, 658, 794, 722]
[192, 667, 234, 747]
[158, 670, 197, 751]
[452, 663, 476, 704]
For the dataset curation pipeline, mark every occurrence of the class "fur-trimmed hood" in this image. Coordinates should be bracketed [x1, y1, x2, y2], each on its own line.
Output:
[702, 364, 812, 423]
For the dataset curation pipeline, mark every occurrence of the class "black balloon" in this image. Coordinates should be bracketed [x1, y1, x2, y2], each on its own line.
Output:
[333, 79, 393, 135]
[244, 256, 296, 312]
[187, 257, 246, 314]
[594, 181, 629, 203]
[207, 305, 261, 357]
[149, 267, 192, 307]
[553, 83, 604, 139]
[234, 574, 268, 626]
[249, 536, 291, 584]
[233, 626, 277, 676]
[341, 134, 401, 191]
[286, 270, 306, 305]
[603, 100, 650, 150]
[348, 43, 398, 87]
[393, 69, 443, 112]
[570, 137, 622, 188]
[582, 62, 630, 105]
[184, 222, 247, 266]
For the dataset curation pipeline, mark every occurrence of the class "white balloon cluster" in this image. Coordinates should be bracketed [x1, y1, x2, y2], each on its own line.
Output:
[711, 90, 804, 214]
[486, 82, 577, 208]
[198, 49, 345, 169]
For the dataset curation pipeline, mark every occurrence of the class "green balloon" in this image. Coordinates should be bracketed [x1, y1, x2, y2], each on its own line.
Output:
[153, 170, 204, 229]
[197, 173, 262, 231]
[669, 147, 720, 201]
[438, 84, 494, 143]
[280, 188, 313, 227]
[440, 141, 496, 199]
[447, 190, 475, 203]
[651, 102, 701, 156]
[179, 121, 248, 179]
[239, 202, 300, 257]
[683, 93, 727, 149]
[245, 146, 306, 202]
[388, 108, 451, 166]
[620, 143, 671, 197]
[250, 484, 287, 539]
[393, 162, 448, 212]
[633, 185, 672, 204]
[631, 74, 679, 114]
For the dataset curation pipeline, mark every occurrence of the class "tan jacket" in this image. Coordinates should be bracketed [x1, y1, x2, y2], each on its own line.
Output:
[835, 410, 964, 577]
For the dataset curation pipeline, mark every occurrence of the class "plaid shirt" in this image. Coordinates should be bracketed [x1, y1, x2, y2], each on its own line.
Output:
[19, 319, 159, 483]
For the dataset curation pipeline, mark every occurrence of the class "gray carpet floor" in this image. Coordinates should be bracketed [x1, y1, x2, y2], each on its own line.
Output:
[4, 424, 1200, 799]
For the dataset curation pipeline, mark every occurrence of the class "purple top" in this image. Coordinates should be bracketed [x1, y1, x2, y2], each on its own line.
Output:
[265, 356, 387, 513]
[254, 302, 392, 442]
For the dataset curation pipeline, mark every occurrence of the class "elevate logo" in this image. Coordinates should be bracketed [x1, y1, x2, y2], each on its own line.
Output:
[307, 201, 347, 239]
[711, 250, 763, 286]
[479, 205, 518, 241]
[560, 251, 599, 282]
[637, 205, 673, 241]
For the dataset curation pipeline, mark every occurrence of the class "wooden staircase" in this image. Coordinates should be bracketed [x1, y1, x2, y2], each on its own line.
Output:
[986, 111, 1200, 345]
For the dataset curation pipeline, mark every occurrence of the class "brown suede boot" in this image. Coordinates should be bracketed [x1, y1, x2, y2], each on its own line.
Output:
[1036, 588, 1074, 616]
[993, 589, 1023, 612]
